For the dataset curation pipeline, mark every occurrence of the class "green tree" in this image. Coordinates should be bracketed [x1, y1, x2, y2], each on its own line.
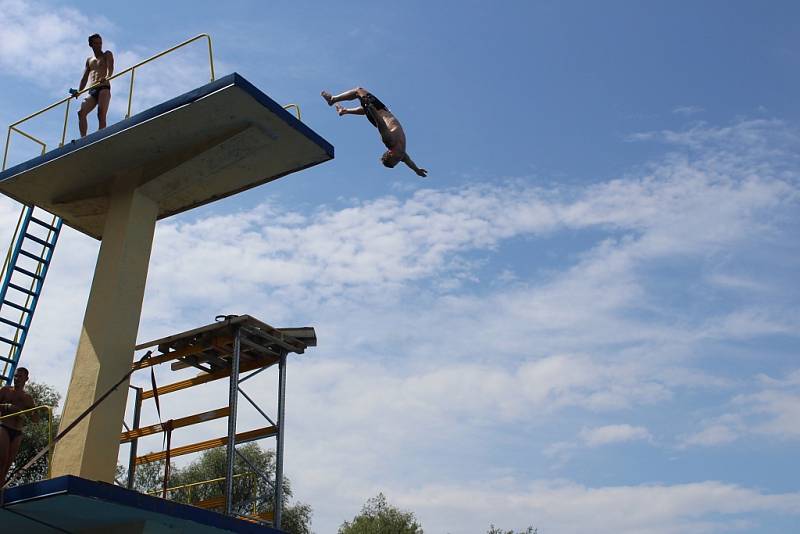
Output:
[9, 381, 61, 486]
[128, 458, 175, 495]
[132, 443, 312, 534]
[338, 493, 423, 534]
[487, 526, 538, 534]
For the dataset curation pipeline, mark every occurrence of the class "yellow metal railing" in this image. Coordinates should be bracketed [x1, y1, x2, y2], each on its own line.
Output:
[0, 35, 216, 377]
[149, 472, 258, 515]
[2, 34, 215, 171]
[283, 104, 301, 120]
[2, 33, 310, 173]
[0, 404, 55, 478]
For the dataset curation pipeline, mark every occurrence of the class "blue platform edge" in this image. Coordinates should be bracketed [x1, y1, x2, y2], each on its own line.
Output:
[0, 72, 334, 183]
[3, 475, 282, 533]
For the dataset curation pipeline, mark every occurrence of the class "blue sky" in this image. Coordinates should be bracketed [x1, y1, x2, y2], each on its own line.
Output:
[1, 1, 799, 533]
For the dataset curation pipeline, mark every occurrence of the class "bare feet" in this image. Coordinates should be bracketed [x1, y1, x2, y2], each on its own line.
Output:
[335, 103, 346, 116]
[321, 91, 334, 106]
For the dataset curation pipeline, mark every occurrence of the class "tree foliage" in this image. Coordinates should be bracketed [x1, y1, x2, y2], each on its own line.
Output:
[128, 442, 312, 534]
[338, 493, 423, 534]
[487, 525, 538, 534]
[9, 381, 61, 486]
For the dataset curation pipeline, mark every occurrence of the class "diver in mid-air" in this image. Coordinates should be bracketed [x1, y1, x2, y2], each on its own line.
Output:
[321, 87, 427, 177]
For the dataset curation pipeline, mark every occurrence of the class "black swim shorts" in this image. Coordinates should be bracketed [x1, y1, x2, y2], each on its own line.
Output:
[358, 92, 388, 128]
[88, 85, 111, 99]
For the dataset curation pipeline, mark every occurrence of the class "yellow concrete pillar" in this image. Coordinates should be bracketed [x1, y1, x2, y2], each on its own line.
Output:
[51, 182, 158, 482]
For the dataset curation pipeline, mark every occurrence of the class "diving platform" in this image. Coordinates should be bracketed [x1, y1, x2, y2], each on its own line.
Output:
[0, 476, 282, 533]
[0, 73, 334, 239]
[0, 72, 333, 486]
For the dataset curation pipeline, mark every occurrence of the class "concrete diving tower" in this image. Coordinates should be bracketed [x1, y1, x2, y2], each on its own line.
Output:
[0, 73, 333, 482]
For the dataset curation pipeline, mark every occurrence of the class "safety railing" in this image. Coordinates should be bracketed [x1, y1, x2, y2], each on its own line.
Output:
[2, 34, 215, 171]
[0, 404, 55, 478]
[149, 472, 258, 515]
[283, 104, 301, 120]
[1, 34, 310, 173]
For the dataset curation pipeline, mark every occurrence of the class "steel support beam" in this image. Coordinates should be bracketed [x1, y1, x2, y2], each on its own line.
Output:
[224, 326, 241, 515]
[274, 350, 287, 528]
[126, 386, 142, 489]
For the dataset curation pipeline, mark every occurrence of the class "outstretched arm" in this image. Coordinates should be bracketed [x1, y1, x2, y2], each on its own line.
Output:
[402, 153, 427, 177]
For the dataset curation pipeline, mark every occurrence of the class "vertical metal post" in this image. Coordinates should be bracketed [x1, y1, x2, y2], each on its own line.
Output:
[60, 98, 71, 147]
[274, 351, 287, 528]
[127, 386, 142, 489]
[126, 69, 136, 119]
[224, 326, 241, 515]
[3, 127, 12, 170]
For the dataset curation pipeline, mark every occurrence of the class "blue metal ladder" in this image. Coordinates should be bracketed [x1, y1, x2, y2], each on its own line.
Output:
[0, 206, 62, 385]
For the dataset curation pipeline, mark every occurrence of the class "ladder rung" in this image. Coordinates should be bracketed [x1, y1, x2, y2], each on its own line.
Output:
[29, 216, 59, 233]
[0, 317, 25, 330]
[7, 282, 36, 297]
[0, 336, 20, 348]
[13, 267, 43, 280]
[1, 300, 32, 314]
[23, 233, 54, 248]
[18, 249, 47, 263]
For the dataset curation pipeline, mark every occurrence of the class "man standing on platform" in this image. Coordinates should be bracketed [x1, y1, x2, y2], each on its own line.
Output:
[0, 367, 35, 483]
[321, 87, 428, 177]
[75, 33, 114, 137]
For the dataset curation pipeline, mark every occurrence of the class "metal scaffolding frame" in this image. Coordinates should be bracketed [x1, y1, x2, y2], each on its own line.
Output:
[122, 314, 315, 529]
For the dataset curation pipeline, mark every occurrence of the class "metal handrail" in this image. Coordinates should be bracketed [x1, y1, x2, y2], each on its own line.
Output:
[282, 104, 301, 120]
[0, 404, 55, 478]
[149, 472, 258, 515]
[2, 34, 215, 169]
[150, 471, 253, 495]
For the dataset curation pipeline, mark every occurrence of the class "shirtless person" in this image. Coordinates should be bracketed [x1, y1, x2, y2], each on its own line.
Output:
[75, 33, 114, 137]
[0, 367, 35, 483]
[321, 87, 427, 177]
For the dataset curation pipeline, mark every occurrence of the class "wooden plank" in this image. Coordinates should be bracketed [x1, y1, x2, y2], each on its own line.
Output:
[141, 354, 279, 400]
[242, 323, 306, 353]
[132, 336, 232, 370]
[241, 511, 275, 523]
[193, 495, 226, 510]
[135, 426, 277, 464]
[135, 318, 246, 350]
[240, 335, 281, 358]
[119, 407, 230, 443]
[277, 327, 316, 347]
[170, 349, 232, 372]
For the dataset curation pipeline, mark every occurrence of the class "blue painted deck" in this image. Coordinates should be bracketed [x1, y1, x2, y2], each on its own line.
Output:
[0, 73, 333, 183]
[1, 475, 282, 533]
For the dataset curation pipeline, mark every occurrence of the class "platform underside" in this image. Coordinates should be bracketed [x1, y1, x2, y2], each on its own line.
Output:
[0, 73, 334, 239]
[0, 476, 281, 533]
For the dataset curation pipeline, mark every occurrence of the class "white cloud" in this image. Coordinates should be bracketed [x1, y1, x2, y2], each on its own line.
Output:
[579, 424, 652, 447]
[0, 0, 111, 92]
[682, 369, 800, 447]
[1, 110, 799, 533]
[682, 423, 739, 447]
[673, 105, 705, 116]
[324, 479, 800, 534]
[0, 0, 228, 152]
